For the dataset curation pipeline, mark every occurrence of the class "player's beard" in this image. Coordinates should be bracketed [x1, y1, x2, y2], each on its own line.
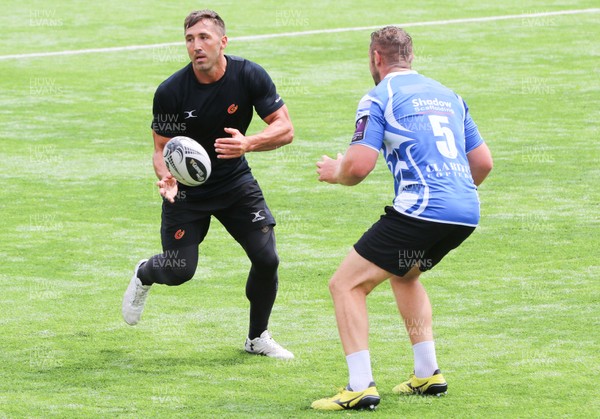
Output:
[191, 52, 225, 80]
[369, 59, 381, 85]
[193, 60, 212, 73]
[192, 53, 216, 72]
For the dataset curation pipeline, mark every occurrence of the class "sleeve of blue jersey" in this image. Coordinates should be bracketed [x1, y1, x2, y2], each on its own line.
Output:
[462, 100, 485, 153]
[350, 96, 384, 153]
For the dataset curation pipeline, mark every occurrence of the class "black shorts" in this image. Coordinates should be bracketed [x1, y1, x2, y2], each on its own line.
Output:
[354, 206, 475, 277]
[160, 179, 275, 250]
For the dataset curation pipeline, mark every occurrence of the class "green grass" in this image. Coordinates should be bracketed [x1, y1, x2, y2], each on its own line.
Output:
[1, 1, 599, 417]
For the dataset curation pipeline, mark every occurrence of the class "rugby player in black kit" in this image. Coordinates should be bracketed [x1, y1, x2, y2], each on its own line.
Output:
[122, 9, 295, 359]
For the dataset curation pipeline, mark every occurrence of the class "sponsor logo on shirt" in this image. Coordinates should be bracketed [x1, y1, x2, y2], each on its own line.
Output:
[184, 110, 198, 119]
[425, 161, 472, 179]
[412, 97, 454, 114]
[227, 104, 239, 114]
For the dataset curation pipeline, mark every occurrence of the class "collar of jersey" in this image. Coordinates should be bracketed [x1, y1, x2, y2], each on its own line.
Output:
[384, 70, 418, 79]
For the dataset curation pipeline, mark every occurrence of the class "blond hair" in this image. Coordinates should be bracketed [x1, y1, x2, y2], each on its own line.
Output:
[370, 26, 413, 67]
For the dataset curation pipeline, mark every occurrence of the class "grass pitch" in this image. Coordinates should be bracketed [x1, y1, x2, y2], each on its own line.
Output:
[1, 1, 599, 417]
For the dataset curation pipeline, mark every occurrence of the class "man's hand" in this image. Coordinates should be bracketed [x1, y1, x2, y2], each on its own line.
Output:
[316, 153, 343, 184]
[215, 127, 249, 159]
[157, 173, 178, 203]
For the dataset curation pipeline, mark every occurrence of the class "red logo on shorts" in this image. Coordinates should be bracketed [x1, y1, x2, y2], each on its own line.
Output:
[174, 229, 185, 240]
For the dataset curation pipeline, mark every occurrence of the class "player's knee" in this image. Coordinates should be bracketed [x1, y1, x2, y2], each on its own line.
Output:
[328, 275, 346, 296]
[166, 263, 196, 286]
[158, 248, 197, 286]
[252, 247, 279, 275]
[329, 274, 371, 297]
[247, 227, 279, 275]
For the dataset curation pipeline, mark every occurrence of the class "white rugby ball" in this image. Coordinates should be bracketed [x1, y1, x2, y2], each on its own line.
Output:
[163, 136, 212, 186]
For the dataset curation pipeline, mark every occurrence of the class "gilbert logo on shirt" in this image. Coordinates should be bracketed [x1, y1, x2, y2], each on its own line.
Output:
[227, 104, 238, 114]
[174, 229, 185, 240]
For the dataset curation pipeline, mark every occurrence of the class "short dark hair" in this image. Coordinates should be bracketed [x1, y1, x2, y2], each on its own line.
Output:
[370, 26, 413, 66]
[184, 10, 226, 35]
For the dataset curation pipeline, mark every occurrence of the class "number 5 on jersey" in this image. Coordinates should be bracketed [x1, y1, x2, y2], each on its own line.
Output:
[429, 115, 458, 159]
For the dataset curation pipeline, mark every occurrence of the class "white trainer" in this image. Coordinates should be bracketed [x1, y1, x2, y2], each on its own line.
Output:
[122, 259, 150, 325]
[244, 330, 294, 359]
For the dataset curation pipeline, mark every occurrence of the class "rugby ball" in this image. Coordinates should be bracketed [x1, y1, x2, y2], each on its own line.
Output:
[163, 136, 212, 186]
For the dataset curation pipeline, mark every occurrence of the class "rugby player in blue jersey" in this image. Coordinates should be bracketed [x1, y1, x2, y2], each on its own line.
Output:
[312, 26, 493, 410]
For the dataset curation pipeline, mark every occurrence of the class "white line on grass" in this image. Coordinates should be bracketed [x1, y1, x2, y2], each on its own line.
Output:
[1, 8, 598, 61]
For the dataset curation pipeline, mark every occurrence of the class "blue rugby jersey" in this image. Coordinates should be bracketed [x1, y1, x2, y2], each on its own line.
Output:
[351, 71, 484, 226]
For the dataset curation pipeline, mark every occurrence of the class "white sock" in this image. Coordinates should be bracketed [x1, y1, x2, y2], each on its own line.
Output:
[413, 341, 439, 378]
[346, 350, 374, 391]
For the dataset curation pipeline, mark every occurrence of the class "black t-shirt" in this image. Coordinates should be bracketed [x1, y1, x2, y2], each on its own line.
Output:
[151, 55, 284, 199]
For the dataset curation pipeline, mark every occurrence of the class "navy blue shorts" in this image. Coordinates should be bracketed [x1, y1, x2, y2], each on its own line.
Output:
[160, 180, 275, 250]
[354, 206, 475, 277]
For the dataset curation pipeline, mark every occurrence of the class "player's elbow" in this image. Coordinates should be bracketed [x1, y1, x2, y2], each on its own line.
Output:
[477, 154, 493, 175]
[349, 164, 372, 180]
[472, 156, 493, 186]
[282, 123, 294, 145]
[484, 156, 493, 175]
[341, 163, 373, 186]
[468, 143, 493, 185]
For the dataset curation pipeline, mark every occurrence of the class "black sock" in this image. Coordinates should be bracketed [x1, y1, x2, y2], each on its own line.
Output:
[137, 261, 152, 286]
